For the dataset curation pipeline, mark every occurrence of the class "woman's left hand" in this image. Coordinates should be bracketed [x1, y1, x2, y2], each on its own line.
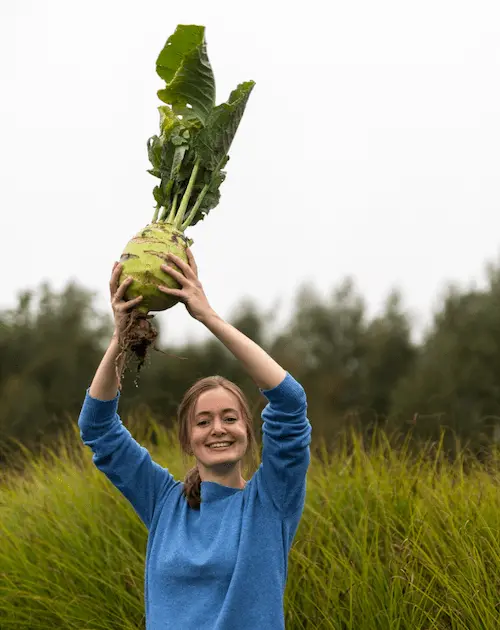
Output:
[159, 248, 214, 321]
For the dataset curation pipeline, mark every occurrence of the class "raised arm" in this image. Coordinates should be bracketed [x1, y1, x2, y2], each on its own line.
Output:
[79, 263, 174, 529]
[158, 249, 286, 390]
[90, 262, 143, 400]
[198, 312, 286, 390]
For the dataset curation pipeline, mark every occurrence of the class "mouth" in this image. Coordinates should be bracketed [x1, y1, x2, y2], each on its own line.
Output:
[206, 441, 234, 450]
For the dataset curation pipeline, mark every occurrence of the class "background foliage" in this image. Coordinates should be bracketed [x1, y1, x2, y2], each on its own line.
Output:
[3, 260, 500, 467]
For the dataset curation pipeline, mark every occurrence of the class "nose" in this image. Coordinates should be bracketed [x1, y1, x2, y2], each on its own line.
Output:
[211, 418, 226, 435]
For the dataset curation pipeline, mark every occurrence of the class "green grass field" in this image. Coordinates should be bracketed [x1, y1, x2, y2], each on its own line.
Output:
[2, 419, 500, 629]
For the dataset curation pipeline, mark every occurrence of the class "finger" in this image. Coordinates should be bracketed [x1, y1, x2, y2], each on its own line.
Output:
[161, 264, 185, 284]
[165, 253, 195, 279]
[186, 248, 198, 277]
[116, 295, 144, 311]
[125, 295, 144, 310]
[109, 263, 123, 298]
[158, 286, 184, 298]
[114, 276, 133, 302]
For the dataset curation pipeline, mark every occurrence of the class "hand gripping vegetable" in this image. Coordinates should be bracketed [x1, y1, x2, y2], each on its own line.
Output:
[115, 24, 254, 373]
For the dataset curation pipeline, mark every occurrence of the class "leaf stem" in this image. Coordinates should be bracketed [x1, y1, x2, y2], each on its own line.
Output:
[158, 204, 167, 222]
[173, 158, 201, 229]
[181, 184, 210, 231]
[151, 204, 160, 223]
[166, 193, 178, 223]
[163, 179, 173, 212]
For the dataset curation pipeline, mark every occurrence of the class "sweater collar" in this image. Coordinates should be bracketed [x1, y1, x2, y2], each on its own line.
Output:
[200, 481, 246, 504]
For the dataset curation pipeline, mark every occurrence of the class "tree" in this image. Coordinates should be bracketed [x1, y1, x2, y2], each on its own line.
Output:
[0, 282, 112, 461]
[391, 262, 500, 452]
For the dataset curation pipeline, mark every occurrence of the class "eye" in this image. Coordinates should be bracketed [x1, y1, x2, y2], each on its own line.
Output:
[197, 419, 209, 426]
[225, 417, 237, 423]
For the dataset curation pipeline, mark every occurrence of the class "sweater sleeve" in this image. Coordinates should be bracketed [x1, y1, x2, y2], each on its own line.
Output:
[78, 389, 175, 530]
[257, 372, 312, 516]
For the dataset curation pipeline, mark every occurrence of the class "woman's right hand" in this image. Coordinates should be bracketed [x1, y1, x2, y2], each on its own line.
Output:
[109, 262, 144, 337]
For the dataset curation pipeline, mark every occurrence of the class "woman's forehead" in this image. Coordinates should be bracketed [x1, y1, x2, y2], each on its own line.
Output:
[195, 387, 239, 413]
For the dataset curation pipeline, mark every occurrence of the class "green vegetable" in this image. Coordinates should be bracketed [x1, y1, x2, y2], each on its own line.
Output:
[119, 24, 255, 315]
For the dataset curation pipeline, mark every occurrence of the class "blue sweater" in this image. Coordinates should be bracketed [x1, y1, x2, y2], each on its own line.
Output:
[78, 372, 311, 630]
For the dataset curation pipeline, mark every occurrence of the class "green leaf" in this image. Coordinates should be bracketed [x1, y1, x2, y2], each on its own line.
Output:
[158, 106, 180, 136]
[177, 149, 198, 183]
[153, 185, 164, 206]
[156, 25, 215, 124]
[187, 190, 219, 228]
[161, 177, 173, 196]
[193, 81, 255, 170]
[171, 145, 187, 179]
[147, 135, 163, 173]
[170, 128, 188, 147]
[200, 189, 220, 211]
[148, 25, 255, 226]
[202, 161, 228, 185]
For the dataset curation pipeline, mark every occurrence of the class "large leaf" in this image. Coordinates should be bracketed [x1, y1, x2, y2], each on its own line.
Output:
[156, 25, 215, 124]
[193, 81, 255, 170]
[147, 25, 255, 225]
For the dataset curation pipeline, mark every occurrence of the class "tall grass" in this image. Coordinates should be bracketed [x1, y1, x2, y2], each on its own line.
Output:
[2, 419, 500, 629]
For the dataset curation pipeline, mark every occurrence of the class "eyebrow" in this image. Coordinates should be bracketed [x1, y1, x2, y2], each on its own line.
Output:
[195, 407, 239, 418]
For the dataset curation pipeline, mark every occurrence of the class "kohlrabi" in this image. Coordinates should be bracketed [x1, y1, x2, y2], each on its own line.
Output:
[116, 24, 254, 372]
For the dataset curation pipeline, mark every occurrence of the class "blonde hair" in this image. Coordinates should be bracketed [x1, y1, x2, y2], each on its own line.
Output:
[177, 376, 258, 509]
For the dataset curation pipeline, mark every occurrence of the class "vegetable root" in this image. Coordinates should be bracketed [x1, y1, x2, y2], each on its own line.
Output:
[115, 312, 158, 386]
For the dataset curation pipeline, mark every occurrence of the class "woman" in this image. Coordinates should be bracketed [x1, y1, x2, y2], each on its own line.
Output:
[78, 249, 312, 630]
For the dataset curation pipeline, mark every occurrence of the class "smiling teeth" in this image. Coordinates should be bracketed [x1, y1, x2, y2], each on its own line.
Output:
[209, 442, 232, 449]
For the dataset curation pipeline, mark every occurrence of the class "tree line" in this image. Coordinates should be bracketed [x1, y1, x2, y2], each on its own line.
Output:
[2, 259, 500, 468]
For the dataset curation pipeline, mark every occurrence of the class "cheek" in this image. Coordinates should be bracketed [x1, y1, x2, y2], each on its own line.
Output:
[190, 429, 204, 449]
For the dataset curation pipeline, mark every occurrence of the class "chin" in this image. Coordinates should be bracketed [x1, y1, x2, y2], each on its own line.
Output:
[207, 454, 241, 465]
[201, 451, 243, 469]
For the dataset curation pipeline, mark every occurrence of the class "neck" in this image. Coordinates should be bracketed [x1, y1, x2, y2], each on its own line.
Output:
[198, 463, 246, 489]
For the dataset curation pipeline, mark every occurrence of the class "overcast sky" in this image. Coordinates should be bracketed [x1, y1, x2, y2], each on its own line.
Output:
[2, 0, 500, 346]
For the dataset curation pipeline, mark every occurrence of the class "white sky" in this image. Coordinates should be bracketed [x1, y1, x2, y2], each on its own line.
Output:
[2, 0, 500, 346]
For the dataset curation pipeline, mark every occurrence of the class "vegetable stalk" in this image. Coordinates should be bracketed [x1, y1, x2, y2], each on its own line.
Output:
[181, 183, 210, 231]
[172, 158, 201, 229]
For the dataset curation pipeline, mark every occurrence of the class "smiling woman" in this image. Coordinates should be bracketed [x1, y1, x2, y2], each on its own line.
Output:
[178, 376, 258, 505]
[77, 247, 312, 630]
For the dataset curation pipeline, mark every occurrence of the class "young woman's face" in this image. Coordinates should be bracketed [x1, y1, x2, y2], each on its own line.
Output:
[190, 387, 248, 470]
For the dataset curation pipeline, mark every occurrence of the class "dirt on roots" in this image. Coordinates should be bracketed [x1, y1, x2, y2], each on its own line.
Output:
[115, 311, 158, 386]
[114, 311, 188, 387]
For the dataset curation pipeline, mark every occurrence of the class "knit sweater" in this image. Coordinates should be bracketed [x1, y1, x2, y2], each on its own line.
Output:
[78, 372, 312, 629]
